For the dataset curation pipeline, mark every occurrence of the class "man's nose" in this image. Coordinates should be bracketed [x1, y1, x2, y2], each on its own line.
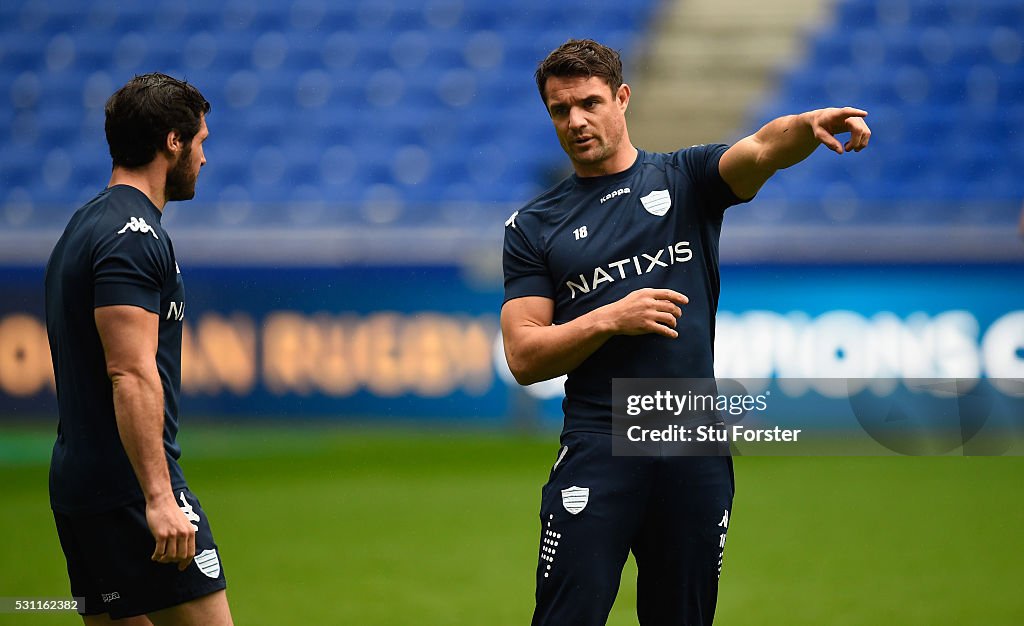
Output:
[568, 107, 587, 130]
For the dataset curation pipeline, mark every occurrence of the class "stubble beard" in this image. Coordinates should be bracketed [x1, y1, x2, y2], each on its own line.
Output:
[165, 147, 198, 202]
[569, 134, 611, 166]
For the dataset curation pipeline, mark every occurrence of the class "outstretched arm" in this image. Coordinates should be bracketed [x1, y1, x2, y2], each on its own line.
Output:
[719, 107, 872, 200]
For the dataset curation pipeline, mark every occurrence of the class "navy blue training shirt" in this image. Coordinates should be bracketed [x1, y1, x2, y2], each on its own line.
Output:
[45, 185, 187, 514]
[503, 145, 751, 435]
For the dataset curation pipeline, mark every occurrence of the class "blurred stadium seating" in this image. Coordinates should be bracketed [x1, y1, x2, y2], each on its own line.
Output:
[0, 0, 657, 234]
[740, 0, 1024, 227]
[1, 0, 1021, 261]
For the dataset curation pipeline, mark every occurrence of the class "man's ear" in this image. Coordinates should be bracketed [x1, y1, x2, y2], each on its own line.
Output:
[617, 83, 631, 112]
[165, 130, 182, 155]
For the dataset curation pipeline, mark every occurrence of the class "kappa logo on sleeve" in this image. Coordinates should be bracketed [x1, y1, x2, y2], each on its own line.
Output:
[560, 486, 589, 514]
[117, 217, 159, 239]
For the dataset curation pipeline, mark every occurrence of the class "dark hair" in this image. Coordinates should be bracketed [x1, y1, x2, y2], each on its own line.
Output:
[104, 73, 210, 169]
[535, 39, 624, 101]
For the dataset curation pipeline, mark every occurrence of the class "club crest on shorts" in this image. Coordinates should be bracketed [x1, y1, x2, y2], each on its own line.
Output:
[640, 189, 671, 216]
[194, 548, 221, 579]
[561, 486, 589, 515]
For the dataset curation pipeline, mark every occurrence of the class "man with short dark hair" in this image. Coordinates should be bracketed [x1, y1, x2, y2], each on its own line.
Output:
[45, 73, 233, 625]
[502, 39, 871, 625]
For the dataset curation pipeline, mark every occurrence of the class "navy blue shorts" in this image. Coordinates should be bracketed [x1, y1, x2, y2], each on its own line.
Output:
[532, 431, 735, 626]
[53, 487, 227, 619]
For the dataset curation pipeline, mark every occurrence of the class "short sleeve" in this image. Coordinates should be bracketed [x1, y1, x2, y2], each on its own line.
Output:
[92, 218, 168, 314]
[673, 143, 752, 216]
[502, 211, 554, 303]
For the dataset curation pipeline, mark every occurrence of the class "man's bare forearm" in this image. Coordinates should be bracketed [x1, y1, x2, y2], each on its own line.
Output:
[111, 370, 171, 503]
[721, 107, 870, 199]
[505, 308, 617, 385]
[503, 289, 686, 385]
[750, 112, 823, 172]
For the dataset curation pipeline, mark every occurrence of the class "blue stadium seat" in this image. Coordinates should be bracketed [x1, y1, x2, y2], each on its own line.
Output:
[742, 0, 1024, 225]
[0, 0, 661, 226]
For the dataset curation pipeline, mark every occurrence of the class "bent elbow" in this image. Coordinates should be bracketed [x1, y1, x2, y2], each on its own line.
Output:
[512, 369, 539, 387]
[507, 359, 532, 386]
[510, 360, 560, 387]
[506, 353, 540, 387]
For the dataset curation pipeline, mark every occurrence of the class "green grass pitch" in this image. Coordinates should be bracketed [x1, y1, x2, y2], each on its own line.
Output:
[1, 424, 1022, 625]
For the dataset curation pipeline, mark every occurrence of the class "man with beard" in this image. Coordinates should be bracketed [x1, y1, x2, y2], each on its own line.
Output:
[45, 73, 233, 625]
[502, 39, 870, 625]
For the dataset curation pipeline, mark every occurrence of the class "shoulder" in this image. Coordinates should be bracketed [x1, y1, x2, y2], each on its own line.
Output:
[521, 174, 577, 216]
[667, 143, 730, 167]
[86, 187, 171, 270]
[100, 187, 167, 242]
[504, 175, 576, 234]
[639, 144, 730, 182]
